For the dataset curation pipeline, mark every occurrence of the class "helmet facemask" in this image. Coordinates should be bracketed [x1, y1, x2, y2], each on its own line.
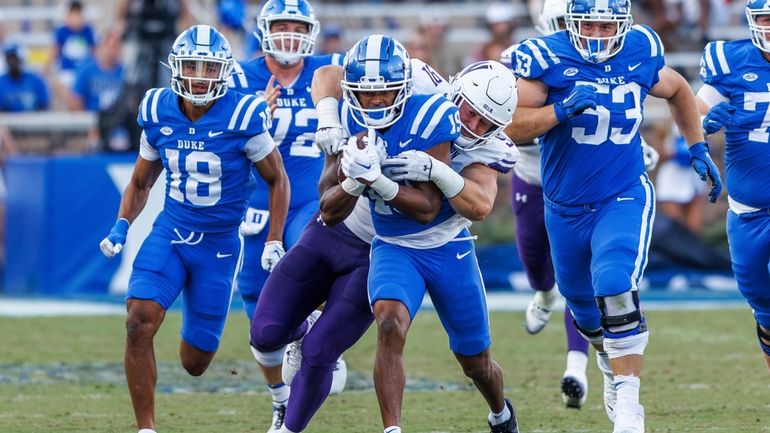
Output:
[566, 7, 632, 63]
[258, 17, 319, 65]
[168, 25, 234, 106]
[342, 78, 412, 128]
[747, 8, 770, 53]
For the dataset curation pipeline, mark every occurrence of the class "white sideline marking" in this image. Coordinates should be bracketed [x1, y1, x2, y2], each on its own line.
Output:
[0, 299, 125, 317]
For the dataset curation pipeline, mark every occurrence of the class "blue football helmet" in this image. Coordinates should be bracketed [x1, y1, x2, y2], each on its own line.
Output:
[168, 25, 234, 106]
[256, 0, 320, 66]
[341, 35, 412, 129]
[746, 0, 770, 52]
[566, 0, 633, 63]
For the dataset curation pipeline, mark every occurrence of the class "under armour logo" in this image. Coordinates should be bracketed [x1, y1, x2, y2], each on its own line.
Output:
[515, 192, 528, 203]
[422, 164, 430, 172]
[316, 215, 327, 226]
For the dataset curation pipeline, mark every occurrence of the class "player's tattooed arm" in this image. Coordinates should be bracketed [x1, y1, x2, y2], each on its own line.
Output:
[505, 78, 560, 143]
[255, 148, 290, 242]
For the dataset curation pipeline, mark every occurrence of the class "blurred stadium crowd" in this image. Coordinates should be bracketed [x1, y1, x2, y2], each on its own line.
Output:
[0, 0, 743, 276]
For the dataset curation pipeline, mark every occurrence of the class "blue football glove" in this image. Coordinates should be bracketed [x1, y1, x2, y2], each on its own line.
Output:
[688, 142, 723, 203]
[99, 218, 129, 258]
[702, 102, 736, 135]
[553, 85, 598, 122]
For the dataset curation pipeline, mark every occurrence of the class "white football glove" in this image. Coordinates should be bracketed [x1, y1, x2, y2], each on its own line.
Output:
[261, 240, 285, 272]
[341, 136, 381, 183]
[382, 150, 433, 182]
[99, 218, 129, 258]
[315, 127, 346, 155]
[642, 141, 660, 171]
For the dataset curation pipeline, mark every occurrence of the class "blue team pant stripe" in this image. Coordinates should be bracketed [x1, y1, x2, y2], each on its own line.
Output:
[409, 93, 443, 135]
[228, 94, 254, 130]
[631, 173, 655, 287]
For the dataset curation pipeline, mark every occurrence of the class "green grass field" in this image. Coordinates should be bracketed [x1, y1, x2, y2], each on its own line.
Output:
[1, 308, 769, 433]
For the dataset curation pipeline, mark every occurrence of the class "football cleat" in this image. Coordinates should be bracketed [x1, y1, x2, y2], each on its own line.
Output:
[281, 310, 321, 386]
[561, 368, 588, 409]
[597, 352, 617, 422]
[489, 398, 519, 433]
[612, 402, 645, 433]
[329, 354, 348, 395]
[266, 403, 286, 433]
[524, 289, 557, 334]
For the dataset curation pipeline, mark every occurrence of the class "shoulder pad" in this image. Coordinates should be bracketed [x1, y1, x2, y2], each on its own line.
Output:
[700, 40, 732, 84]
[226, 93, 271, 134]
[407, 94, 459, 141]
[137, 88, 165, 127]
[512, 37, 561, 79]
[630, 25, 665, 59]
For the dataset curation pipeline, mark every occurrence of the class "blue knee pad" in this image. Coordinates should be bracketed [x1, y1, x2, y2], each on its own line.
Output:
[596, 290, 646, 338]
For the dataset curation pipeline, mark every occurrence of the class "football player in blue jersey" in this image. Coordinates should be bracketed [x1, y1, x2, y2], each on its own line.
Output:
[697, 0, 770, 372]
[507, 0, 722, 431]
[98, 25, 289, 433]
[227, 1, 345, 430]
[502, 0, 657, 411]
[313, 36, 520, 433]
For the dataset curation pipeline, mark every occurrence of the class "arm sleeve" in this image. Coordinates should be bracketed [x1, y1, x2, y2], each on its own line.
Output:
[139, 130, 160, 161]
[244, 131, 277, 162]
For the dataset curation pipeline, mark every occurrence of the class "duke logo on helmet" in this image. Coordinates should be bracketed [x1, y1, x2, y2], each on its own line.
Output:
[449, 60, 518, 150]
[566, 0, 633, 63]
[256, 0, 320, 66]
[168, 25, 234, 106]
[341, 35, 412, 129]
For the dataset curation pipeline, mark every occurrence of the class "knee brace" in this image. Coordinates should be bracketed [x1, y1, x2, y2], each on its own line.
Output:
[757, 324, 770, 357]
[596, 290, 646, 338]
[572, 320, 605, 346]
[250, 343, 285, 368]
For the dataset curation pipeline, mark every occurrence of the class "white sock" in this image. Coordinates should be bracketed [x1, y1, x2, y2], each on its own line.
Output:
[138, 429, 156, 433]
[566, 350, 588, 372]
[615, 375, 640, 405]
[268, 382, 290, 407]
[488, 402, 511, 426]
[596, 351, 612, 375]
[384, 426, 401, 433]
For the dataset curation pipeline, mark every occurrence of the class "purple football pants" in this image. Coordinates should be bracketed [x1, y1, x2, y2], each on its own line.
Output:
[250, 213, 374, 432]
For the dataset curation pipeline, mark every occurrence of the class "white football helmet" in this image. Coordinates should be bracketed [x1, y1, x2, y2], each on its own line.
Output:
[536, 0, 570, 35]
[449, 60, 518, 150]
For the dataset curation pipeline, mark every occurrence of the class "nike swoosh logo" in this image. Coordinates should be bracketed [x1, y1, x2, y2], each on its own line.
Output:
[616, 197, 634, 202]
[628, 63, 642, 71]
[216, 252, 233, 258]
[356, 162, 372, 170]
[399, 139, 412, 148]
[209, 131, 224, 137]
[456, 250, 471, 260]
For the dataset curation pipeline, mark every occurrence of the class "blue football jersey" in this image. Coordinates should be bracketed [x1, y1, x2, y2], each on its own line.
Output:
[137, 88, 273, 232]
[700, 39, 770, 209]
[229, 54, 343, 210]
[513, 26, 665, 205]
[342, 93, 461, 238]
